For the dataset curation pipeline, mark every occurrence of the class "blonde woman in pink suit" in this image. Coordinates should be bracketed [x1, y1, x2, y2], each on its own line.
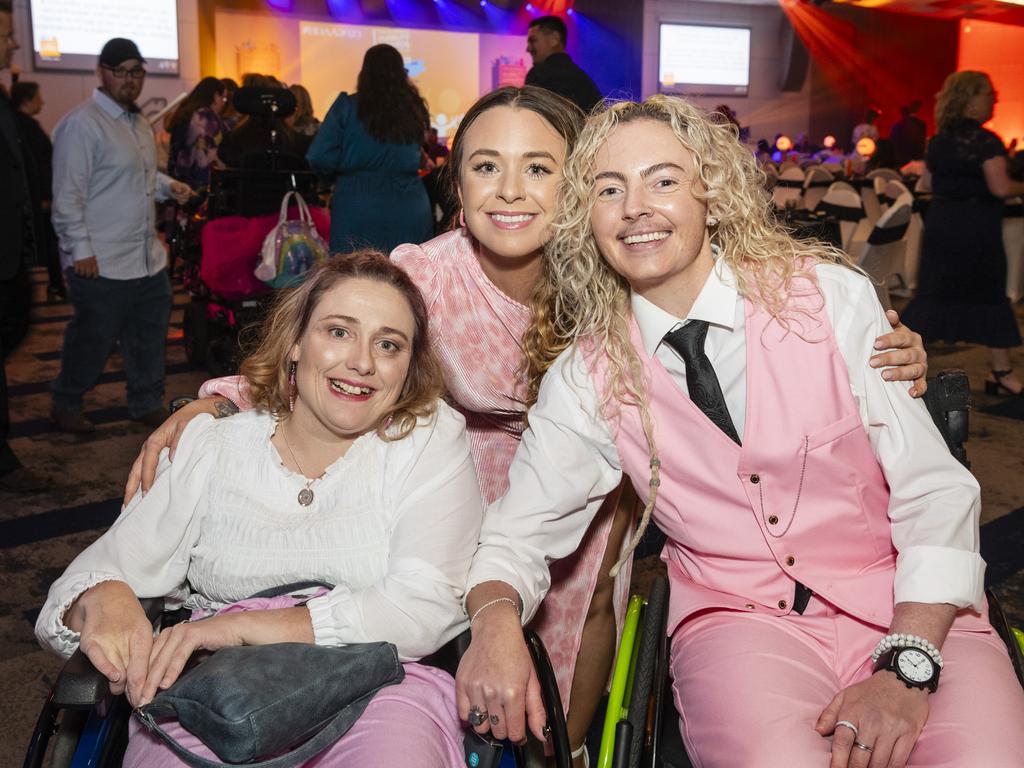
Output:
[458, 96, 1024, 767]
[127, 88, 931, 767]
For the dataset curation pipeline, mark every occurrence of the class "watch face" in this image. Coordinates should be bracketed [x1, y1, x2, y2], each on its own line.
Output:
[896, 648, 935, 683]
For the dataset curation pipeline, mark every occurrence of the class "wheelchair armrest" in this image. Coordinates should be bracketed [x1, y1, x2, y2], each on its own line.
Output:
[51, 597, 164, 709]
[922, 369, 971, 468]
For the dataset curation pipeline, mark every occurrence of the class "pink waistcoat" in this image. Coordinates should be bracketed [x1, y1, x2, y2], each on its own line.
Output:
[589, 291, 969, 637]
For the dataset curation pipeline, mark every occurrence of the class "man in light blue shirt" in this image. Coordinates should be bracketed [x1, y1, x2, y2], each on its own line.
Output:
[50, 38, 191, 433]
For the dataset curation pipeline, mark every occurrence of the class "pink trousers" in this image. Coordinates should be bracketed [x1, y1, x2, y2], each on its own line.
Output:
[669, 595, 1024, 768]
[123, 593, 465, 768]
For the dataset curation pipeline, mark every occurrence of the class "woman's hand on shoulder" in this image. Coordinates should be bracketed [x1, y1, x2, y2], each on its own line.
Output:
[123, 397, 236, 505]
[456, 602, 547, 744]
[870, 309, 928, 398]
[67, 580, 154, 707]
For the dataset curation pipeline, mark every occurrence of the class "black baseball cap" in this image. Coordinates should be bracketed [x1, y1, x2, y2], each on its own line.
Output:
[99, 38, 146, 68]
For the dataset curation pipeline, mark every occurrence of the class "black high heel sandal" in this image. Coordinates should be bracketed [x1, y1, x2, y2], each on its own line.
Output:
[985, 369, 1024, 397]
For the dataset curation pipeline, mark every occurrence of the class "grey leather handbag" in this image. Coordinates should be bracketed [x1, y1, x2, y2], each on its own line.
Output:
[134, 640, 404, 768]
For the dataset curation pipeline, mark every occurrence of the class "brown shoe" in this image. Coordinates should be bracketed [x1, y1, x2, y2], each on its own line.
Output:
[51, 407, 96, 434]
[0, 466, 49, 493]
[133, 407, 170, 428]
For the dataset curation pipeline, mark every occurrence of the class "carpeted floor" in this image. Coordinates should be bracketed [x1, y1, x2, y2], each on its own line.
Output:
[1, 269, 1022, 767]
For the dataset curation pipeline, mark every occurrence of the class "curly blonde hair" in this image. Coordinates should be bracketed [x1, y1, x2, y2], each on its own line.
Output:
[522, 95, 849, 572]
[239, 250, 445, 441]
[934, 70, 991, 133]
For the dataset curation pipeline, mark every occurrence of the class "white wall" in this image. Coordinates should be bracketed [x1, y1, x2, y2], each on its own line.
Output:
[6, 0, 200, 133]
[643, 0, 812, 144]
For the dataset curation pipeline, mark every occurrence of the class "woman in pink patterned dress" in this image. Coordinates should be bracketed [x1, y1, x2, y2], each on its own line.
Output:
[127, 87, 930, 766]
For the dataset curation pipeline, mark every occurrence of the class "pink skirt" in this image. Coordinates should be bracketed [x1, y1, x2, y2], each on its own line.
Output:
[123, 594, 465, 768]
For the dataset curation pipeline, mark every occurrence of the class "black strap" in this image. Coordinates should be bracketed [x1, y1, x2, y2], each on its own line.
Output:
[775, 178, 804, 189]
[815, 200, 865, 222]
[867, 221, 909, 245]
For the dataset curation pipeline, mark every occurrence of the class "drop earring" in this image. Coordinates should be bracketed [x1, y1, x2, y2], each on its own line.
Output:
[706, 215, 719, 227]
[288, 361, 297, 412]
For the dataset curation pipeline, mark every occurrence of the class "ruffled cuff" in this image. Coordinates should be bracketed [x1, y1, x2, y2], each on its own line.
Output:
[895, 546, 986, 612]
[305, 586, 357, 647]
[39, 574, 123, 658]
[197, 376, 253, 410]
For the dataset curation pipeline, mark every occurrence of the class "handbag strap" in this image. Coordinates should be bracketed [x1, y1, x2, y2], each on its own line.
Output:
[135, 698, 372, 768]
[277, 190, 297, 224]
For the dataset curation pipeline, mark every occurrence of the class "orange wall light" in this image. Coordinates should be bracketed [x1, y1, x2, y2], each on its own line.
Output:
[958, 19, 1024, 147]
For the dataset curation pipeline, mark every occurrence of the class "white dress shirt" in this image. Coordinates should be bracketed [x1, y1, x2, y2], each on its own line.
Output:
[36, 406, 484, 662]
[51, 89, 174, 279]
[468, 259, 985, 623]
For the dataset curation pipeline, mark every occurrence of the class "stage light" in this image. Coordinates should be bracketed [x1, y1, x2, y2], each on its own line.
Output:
[776, 135, 793, 152]
[525, 2, 534, 9]
[480, 0, 487, 6]
[823, 135, 836, 149]
[567, 7, 574, 14]
[856, 136, 876, 158]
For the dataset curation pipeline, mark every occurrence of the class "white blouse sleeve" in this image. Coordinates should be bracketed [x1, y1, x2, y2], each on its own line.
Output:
[305, 405, 485, 661]
[819, 265, 985, 611]
[35, 415, 216, 657]
[467, 348, 624, 624]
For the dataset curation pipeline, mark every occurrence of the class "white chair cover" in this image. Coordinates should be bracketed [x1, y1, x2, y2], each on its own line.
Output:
[866, 168, 901, 183]
[817, 183, 868, 252]
[773, 166, 805, 209]
[802, 166, 835, 212]
[853, 194, 913, 310]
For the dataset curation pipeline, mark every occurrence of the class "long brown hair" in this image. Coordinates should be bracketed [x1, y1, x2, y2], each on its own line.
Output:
[165, 76, 224, 131]
[239, 251, 445, 440]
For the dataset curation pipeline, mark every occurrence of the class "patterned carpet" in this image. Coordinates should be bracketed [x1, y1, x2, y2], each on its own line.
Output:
[1, 268, 1022, 766]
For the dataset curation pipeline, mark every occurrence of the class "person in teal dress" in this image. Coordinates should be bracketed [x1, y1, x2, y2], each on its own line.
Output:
[307, 44, 433, 254]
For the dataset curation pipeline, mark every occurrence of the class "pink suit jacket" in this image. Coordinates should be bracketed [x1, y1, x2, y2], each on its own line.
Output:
[586, 284, 988, 637]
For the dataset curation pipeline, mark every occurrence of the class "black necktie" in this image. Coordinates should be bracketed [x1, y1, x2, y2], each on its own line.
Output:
[663, 320, 741, 446]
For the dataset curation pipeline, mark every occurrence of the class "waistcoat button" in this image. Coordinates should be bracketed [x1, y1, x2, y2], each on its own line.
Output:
[768, 515, 779, 525]
[785, 555, 796, 566]
[750, 474, 760, 484]
[778, 599, 788, 610]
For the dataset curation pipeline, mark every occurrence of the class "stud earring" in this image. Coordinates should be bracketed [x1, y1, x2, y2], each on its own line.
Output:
[288, 361, 297, 412]
[706, 215, 719, 227]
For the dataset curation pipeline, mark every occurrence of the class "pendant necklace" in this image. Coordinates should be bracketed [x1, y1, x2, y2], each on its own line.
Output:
[279, 425, 325, 507]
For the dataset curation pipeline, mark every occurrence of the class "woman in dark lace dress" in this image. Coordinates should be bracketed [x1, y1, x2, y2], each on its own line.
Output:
[903, 71, 1024, 395]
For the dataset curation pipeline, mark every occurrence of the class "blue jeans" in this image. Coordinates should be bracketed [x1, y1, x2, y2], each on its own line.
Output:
[52, 269, 172, 417]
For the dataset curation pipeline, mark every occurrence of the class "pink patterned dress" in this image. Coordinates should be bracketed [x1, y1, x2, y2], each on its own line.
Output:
[201, 228, 630, 708]
[392, 229, 630, 708]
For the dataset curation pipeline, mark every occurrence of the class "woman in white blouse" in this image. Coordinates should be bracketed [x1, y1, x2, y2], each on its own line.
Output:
[35, 251, 483, 767]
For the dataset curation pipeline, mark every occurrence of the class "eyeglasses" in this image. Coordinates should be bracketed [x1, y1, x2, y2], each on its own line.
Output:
[103, 65, 147, 80]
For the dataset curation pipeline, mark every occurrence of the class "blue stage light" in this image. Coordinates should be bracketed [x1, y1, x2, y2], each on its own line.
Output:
[525, 2, 534, 10]
[567, 7, 574, 15]
[480, 0, 487, 5]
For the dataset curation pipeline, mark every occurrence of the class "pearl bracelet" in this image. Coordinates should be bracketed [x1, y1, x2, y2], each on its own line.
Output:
[871, 633, 944, 669]
[470, 597, 521, 626]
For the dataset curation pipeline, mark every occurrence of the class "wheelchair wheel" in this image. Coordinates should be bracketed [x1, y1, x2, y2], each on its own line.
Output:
[627, 577, 668, 768]
[41, 709, 87, 768]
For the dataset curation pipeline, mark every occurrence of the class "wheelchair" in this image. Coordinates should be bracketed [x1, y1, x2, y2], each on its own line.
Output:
[176, 84, 327, 377]
[582, 369, 1024, 768]
[23, 371, 1023, 768]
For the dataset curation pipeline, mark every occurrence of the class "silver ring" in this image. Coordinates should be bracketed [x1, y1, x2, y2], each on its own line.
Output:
[489, 713, 500, 726]
[854, 740, 874, 752]
[468, 706, 488, 727]
[835, 720, 859, 740]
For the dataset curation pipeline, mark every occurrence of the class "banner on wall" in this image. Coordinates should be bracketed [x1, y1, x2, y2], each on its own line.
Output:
[214, 10, 530, 138]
